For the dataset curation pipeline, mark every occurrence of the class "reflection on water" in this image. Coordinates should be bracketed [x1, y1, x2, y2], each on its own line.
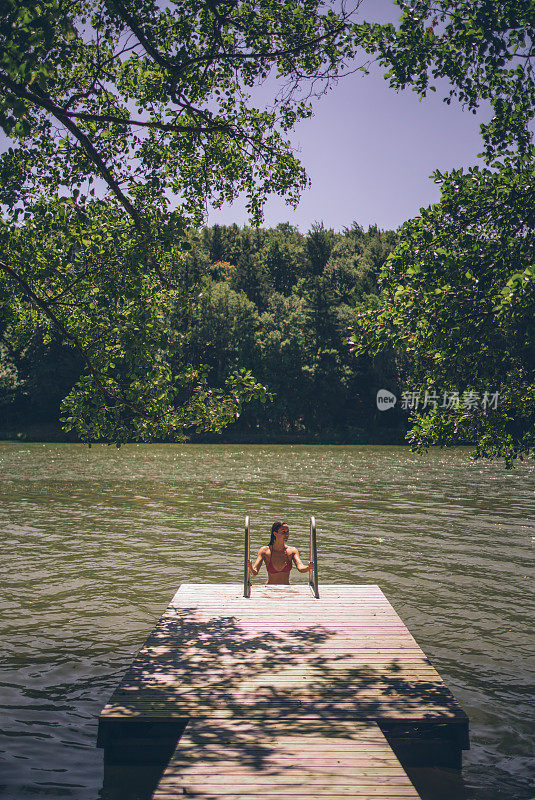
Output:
[0, 443, 534, 800]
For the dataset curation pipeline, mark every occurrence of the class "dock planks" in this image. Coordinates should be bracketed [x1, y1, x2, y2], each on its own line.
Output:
[152, 718, 422, 800]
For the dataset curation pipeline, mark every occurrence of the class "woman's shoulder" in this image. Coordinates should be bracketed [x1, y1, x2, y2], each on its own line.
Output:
[258, 545, 269, 555]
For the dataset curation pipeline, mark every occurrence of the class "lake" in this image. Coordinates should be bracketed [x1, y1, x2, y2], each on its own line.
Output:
[0, 443, 533, 799]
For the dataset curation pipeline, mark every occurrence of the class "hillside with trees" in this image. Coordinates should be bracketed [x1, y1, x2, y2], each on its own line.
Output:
[1, 220, 408, 442]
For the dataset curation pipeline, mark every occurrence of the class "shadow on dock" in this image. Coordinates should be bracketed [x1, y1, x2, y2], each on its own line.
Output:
[98, 603, 469, 800]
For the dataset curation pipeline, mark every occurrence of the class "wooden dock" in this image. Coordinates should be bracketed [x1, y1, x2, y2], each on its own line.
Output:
[153, 718, 421, 800]
[98, 583, 469, 798]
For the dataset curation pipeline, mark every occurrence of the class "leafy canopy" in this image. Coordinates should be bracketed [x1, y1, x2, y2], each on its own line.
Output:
[0, 0, 365, 227]
[357, 0, 535, 166]
[351, 163, 535, 466]
[1, 199, 269, 444]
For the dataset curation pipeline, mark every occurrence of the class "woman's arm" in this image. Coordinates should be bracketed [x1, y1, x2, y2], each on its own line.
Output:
[248, 548, 265, 577]
[292, 548, 314, 574]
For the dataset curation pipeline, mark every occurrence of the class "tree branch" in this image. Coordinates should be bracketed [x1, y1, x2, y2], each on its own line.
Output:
[109, 0, 362, 78]
[64, 107, 232, 134]
[0, 259, 165, 423]
[0, 75, 144, 230]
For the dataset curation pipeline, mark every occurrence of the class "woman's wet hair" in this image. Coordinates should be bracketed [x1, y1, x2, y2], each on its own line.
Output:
[269, 520, 286, 547]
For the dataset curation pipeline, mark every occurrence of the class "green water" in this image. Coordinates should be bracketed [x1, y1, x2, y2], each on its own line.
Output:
[0, 443, 534, 799]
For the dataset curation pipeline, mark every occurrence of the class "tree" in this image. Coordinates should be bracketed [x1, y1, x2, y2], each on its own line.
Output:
[0, 327, 82, 428]
[357, 0, 535, 166]
[177, 280, 260, 386]
[1, 199, 268, 443]
[305, 221, 335, 275]
[231, 246, 270, 310]
[209, 226, 225, 265]
[262, 238, 302, 295]
[351, 163, 535, 466]
[0, 0, 363, 225]
[0, 0, 365, 442]
[325, 226, 398, 304]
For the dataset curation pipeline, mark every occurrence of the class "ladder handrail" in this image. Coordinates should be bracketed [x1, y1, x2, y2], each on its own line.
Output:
[243, 515, 251, 598]
[309, 515, 319, 598]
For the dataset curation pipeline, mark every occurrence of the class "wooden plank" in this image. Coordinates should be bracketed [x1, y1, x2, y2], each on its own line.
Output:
[99, 708, 466, 723]
[103, 700, 461, 711]
[112, 678, 450, 692]
[155, 793, 417, 797]
[121, 648, 430, 656]
[121, 660, 438, 664]
[114, 677, 444, 692]
[100, 703, 465, 723]
[103, 689, 461, 704]
[121, 651, 432, 660]
[152, 718, 421, 799]
[157, 612, 412, 624]
[152, 619, 415, 626]
[154, 793, 420, 798]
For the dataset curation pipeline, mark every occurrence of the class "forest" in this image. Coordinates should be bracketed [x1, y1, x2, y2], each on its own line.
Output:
[0, 220, 408, 443]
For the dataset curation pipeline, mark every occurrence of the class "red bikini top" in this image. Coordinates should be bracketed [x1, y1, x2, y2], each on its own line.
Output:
[265, 546, 293, 575]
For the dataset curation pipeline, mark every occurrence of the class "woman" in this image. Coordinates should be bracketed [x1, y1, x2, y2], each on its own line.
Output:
[248, 521, 314, 585]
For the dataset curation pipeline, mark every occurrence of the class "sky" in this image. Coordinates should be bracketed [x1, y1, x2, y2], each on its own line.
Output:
[207, 68, 490, 233]
[207, 0, 492, 233]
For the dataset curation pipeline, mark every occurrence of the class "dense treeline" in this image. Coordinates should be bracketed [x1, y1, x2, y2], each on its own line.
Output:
[0, 221, 408, 442]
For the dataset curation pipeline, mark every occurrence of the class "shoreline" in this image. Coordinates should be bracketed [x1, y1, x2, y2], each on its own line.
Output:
[0, 421, 409, 445]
